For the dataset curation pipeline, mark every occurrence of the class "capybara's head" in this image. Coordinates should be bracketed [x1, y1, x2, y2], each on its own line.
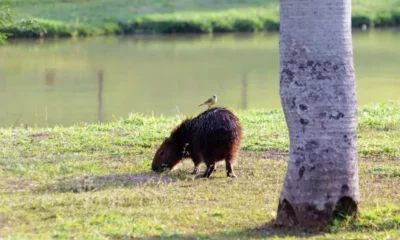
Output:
[152, 137, 182, 173]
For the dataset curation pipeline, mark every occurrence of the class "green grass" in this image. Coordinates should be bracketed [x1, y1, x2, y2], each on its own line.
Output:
[1, 0, 400, 38]
[0, 101, 399, 239]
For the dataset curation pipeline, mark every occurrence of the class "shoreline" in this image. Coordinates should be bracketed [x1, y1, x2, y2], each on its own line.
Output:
[3, 11, 400, 39]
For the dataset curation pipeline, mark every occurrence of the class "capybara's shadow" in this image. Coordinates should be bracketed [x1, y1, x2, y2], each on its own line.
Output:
[38, 172, 176, 193]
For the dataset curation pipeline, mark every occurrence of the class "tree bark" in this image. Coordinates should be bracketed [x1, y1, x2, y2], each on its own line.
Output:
[276, 0, 359, 227]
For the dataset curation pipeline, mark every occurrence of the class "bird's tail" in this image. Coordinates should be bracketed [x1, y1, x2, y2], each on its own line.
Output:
[198, 103, 205, 107]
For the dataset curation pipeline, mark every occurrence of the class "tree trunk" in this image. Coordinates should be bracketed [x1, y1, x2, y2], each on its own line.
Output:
[276, 0, 359, 227]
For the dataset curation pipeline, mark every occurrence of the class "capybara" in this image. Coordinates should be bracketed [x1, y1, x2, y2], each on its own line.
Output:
[152, 107, 242, 178]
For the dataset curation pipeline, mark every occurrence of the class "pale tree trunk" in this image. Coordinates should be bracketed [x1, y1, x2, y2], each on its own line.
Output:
[276, 0, 359, 227]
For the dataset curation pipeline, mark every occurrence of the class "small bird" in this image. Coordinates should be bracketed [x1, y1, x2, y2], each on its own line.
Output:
[198, 95, 217, 109]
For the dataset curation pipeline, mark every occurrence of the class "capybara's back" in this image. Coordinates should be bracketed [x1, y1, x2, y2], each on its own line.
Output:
[152, 107, 242, 178]
[189, 107, 242, 163]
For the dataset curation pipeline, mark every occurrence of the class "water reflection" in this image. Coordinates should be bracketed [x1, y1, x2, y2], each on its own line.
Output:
[0, 30, 399, 127]
[44, 68, 56, 92]
[241, 73, 248, 110]
[45, 69, 56, 87]
[98, 70, 104, 123]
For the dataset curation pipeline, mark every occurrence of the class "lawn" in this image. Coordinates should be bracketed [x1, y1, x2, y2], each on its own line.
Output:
[1, 0, 400, 37]
[0, 102, 399, 239]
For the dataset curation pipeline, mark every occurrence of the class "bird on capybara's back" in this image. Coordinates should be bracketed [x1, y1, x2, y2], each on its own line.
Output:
[152, 107, 242, 178]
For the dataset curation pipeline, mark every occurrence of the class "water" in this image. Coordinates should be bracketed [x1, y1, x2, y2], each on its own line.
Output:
[0, 30, 399, 127]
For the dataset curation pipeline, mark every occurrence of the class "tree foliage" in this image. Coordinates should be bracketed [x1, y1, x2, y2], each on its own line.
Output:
[0, 5, 42, 43]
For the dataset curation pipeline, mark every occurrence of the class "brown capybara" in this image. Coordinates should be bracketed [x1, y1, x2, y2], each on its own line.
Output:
[152, 107, 242, 178]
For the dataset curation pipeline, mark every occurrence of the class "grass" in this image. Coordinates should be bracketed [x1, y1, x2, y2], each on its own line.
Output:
[1, 0, 400, 38]
[0, 101, 399, 239]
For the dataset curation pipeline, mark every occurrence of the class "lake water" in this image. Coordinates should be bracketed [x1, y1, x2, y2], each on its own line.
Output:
[0, 30, 399, 127]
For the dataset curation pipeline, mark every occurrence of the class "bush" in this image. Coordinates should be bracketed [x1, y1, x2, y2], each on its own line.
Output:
[3, 19, 102, 38]
[391, 10, 400, 25]
[137, 18, 212, 34]
[103, 22, 123, 35]
[119, 9, 279, 34]
[374, 11, 395, 27]
[352, 14, 373, 28]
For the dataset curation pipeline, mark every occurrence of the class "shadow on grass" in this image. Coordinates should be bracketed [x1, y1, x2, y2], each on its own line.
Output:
[104, 204, 400, 239]
[37, 172, 176, 193]
[108, 222, 327, 239]
[109, 217, 400, 239]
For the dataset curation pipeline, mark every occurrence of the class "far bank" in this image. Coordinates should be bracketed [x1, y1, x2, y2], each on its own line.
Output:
[2, 0, 400, 38]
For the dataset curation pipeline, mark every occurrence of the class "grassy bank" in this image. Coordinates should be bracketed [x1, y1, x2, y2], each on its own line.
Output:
[1, 0, 400, 38]
[1, 102, 399, 160]
[0, 102, 399, 238]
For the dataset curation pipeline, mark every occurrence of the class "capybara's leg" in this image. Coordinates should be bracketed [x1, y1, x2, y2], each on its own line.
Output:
[208, 163, 217, 177]
[198, 152, 217, 178]
[190, 154, 202, 175]
[202, 163, 217, 178]
[191, 165, 200, 175]
[225, 155, 237, 178]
